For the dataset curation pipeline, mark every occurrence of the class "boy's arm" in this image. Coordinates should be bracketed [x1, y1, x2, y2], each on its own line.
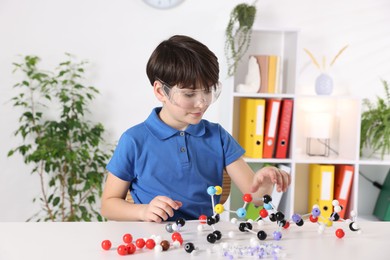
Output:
[226, 157, 290, 206]
[101, 172, 182, 222]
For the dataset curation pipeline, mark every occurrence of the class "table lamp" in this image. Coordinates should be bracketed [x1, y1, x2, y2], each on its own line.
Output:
[305, 112, 333, 157]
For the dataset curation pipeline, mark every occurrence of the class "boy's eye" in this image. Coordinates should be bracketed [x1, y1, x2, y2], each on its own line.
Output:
[183, 91, 196, 97]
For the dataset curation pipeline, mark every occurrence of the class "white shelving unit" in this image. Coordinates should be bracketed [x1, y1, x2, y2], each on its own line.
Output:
[227, 28, 390, 221]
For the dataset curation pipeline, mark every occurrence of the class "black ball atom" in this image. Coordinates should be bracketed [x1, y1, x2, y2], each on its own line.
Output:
[207, 233, 217, 243]
[245, 222, 253, 230]
[275, 211, 285, 221]
[278, 219, 287, 227]
[257, 230, 267, 240]
[296, 219, 304, 226]
[239, 222, 247, 232]
[269, 213, 277, 222]
[176, 217, 186, 227]
[213, 230, 222, 240]
[184, 242, 195, 253]
[207, 216, 216, 225]
[332, 213, 340, 221]
[263, 194, 272, 204]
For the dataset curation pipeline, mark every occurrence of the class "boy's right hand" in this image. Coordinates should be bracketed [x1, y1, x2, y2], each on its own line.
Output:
[140, 196, 182, 222]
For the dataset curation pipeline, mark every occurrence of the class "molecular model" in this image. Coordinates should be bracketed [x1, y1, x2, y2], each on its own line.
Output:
[101, 218, 187, 256]
[196, 185, 362, 244]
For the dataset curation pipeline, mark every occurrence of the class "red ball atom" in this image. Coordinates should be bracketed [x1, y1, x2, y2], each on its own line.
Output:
[335, 228, 345, 238]
[243, 193, 253, 203]
[145, 239, 156, 249]
[199, 214, 207, 224]
[260, 208, 269, 218]
[101, 240, 112, 250]
[117, 245, 128, 255]
[135, 238, 145, 248]
[309, 215, 318, 223]
[126, 243, 136, 254]
[123, 233, 133, 243]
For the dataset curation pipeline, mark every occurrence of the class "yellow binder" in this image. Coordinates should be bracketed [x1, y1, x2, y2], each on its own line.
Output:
[238, 98, 266, 158]
[308, 164, 335, 221]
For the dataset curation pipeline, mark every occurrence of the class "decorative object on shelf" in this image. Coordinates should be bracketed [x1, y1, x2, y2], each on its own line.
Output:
[315, 73, 333, 95]
[8, 54, 113, 221]
[142, 0, 185, 9]
[236, 56, 260, 93]
[305, 112, 333, 157]
[225, 1, 257, 77]
[304, 45, 349, 95]
[360, 79, 390, 160]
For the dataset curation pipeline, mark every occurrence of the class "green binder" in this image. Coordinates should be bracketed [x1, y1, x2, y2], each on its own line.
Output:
[373, 169, 390, 221]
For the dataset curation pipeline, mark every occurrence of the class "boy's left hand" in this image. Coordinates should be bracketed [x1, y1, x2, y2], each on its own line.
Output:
[251, 166, 291, 193]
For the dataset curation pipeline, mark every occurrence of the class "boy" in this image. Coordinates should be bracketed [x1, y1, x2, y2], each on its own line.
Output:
[101, 35, 290, 222]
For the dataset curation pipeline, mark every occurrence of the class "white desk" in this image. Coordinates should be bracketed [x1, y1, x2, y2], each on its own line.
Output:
[0, 220, 389, 260]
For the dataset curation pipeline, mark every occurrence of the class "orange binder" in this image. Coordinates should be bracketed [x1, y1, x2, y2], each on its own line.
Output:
[334, 165, 354, 219]
[308, 164, 335, 221]
[254, 55, 269, 93]
[275, 99, 293, 158]
[238, 98, 266, 158]
[263, 99, 281, 158]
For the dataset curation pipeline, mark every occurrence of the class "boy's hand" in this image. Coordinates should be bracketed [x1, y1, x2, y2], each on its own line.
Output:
[251, 166, 291, 193]
[141, 196, 182, 222]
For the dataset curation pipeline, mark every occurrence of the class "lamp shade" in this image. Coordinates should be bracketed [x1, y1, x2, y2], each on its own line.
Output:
[305, 112, 333, 139]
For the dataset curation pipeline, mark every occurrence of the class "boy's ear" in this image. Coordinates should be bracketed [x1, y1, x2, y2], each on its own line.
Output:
[153, 81, 166, 102]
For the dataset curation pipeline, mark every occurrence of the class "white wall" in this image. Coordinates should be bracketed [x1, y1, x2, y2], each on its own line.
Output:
[1, 0, 389, 221]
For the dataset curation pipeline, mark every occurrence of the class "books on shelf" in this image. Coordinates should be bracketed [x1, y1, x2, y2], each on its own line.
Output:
[235, 54, 281, 94]
[248, 55, 281, 94]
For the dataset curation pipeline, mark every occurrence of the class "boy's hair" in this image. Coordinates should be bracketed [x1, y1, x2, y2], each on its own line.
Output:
[146, 35, 219, 91]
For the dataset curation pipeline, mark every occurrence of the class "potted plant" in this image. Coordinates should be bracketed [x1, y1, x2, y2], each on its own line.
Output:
[360, 79, 390, 160]
[225, 1, 257, 77]
[8, 54, 113, 221]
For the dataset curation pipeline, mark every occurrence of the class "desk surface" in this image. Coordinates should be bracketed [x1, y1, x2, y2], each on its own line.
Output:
[0, 220, 389, 260]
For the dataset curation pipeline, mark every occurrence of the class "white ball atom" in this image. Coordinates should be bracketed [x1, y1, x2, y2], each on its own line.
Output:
[154, 245, 163, 253]
[197, 224, 204, 232]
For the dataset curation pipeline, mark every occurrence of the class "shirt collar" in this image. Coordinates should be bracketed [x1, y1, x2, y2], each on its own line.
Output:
[145, 107, 206, 140]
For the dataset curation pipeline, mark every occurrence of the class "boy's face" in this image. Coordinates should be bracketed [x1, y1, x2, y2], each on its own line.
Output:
[154, 81, 217, 130]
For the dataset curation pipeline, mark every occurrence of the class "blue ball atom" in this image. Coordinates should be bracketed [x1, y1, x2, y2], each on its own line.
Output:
[273, 231, 282, 241]
[236, 208, 247, 218]
[311, 208, 321, 217]
[207, 186, 216, 195]
[292, 213, 302, 223]
[264, 203, 273, 210]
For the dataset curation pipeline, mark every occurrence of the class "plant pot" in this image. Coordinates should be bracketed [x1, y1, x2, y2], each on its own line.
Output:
[315, 73, 333, 95]
[361, 145, 390, 160]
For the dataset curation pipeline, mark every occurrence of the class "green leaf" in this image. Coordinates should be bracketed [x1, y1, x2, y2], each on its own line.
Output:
[52, 197, 60, 206]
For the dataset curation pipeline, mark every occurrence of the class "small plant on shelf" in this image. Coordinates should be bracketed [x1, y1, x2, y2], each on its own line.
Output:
[8, 54, 113, 221]
[225, 1, 257, 77]
[360, 79, 390, 160]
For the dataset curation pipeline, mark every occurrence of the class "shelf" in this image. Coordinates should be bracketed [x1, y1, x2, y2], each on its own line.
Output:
[228, 28, 390, 222]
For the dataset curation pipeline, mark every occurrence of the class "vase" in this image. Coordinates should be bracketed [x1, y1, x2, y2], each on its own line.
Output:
[315, 73, 333, 95]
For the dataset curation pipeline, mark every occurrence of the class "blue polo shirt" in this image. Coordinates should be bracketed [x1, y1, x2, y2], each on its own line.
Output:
[106, 107, 245, 221]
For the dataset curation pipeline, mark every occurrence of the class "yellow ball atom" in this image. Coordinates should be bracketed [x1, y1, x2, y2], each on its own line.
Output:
[214, 204, 224, 214]
[215, 186, 223, 195]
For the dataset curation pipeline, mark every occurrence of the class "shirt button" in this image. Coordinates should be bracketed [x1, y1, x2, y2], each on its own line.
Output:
[180, 132, 185, 136]
[180, 147, 186, 152]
